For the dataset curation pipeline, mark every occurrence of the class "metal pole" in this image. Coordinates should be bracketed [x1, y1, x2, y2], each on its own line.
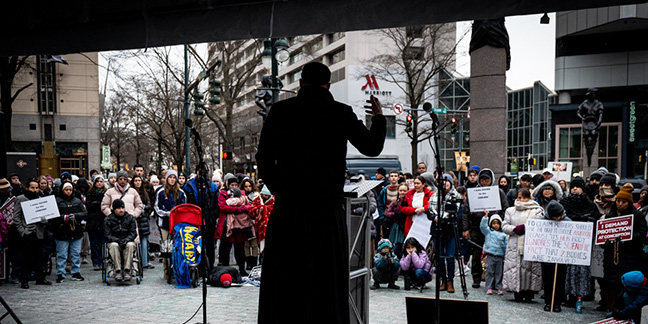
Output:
[184, 45, 192, 175]
[644, 150, 647, 180]
[271, 39, 279, 104]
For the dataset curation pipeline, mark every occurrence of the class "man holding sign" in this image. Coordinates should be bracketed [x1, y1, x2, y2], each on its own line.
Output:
[601, 183, 648, 312]
[462, 168, 508, 288]
[13, 178, 52, 289]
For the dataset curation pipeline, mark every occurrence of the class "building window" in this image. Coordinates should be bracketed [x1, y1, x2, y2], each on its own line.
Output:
[29, 124, 37, 130]
[328, 47, 345, 65]
[37, 55, 57, 114]
[328, 32, 345, 43]
[60, 124, 67, 131]
[406, 26, 424, 38]
[366, 115, 396, 139]
[556, 123, 621, 175]
[289, 51, 303, 65]
[330, 68, 346, 84]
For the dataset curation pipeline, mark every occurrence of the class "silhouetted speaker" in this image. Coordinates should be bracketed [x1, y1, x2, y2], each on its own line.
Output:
[406, 297, 488, 324]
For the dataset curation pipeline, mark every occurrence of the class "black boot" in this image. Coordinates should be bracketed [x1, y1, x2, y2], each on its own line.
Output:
[404, 275, 411, 291]
[246, 256, 257, 270]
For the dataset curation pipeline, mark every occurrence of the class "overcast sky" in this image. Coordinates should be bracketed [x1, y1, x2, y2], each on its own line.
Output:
[456, 13, 556, 90]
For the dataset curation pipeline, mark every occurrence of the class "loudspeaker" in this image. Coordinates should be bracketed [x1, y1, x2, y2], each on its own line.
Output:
[406, 297, 488, 324]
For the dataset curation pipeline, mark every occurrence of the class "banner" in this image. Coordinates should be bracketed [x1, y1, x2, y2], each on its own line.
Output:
[467, 186, 502, 213]
[523, 219, 593, 266]
[595, 215, 633, 245]
[20, 196, 60, 225]
[0, 196, 16, 223]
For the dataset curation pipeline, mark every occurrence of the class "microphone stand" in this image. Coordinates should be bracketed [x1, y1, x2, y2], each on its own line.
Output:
[429, 111, 444, 324]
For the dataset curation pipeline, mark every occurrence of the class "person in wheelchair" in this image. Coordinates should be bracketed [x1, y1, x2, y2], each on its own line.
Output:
[104, 199, 137, 281]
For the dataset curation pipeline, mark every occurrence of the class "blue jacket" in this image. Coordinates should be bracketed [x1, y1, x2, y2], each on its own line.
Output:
[155, 188, 186, 230]
[616, 284, 648, 321]
[480, 217, 507, 256]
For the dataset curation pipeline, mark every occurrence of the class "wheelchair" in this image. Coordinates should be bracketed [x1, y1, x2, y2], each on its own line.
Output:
[101, 241, 143, 285]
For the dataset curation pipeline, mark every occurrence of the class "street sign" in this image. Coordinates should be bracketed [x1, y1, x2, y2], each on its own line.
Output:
[433, 108, 447, 114]
[101, 145, 111, 170]
[393, 103, 404, 115]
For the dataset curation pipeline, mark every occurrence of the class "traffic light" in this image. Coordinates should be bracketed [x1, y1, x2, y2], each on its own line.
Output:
[209, 77, 221, 105]
[405, 114, 413, 133]
[222, 151, 233, 160]
[450, 117, 458, 134]
[193, 91, 205, 116]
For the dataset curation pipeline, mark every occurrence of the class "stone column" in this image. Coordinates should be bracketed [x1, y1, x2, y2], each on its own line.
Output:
[469, 46, 507, 176]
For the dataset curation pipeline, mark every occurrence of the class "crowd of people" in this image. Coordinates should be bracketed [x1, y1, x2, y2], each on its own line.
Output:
[366, 163, 648, 322]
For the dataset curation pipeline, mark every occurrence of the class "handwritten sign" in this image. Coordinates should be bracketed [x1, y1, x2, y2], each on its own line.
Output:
[406, 179, 414, 189]
[0, 196, 16, 223]
[467, 186, 502, 213]
[523, 219, 593, 266]
[595, 215, 633, 245]
[590, 245, 604, 278]
[405, 213, 432, 248]
[20, 196, 60, 225]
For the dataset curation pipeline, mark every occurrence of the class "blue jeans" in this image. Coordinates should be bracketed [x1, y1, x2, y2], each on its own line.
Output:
[140, 235, 149, 267]
[88, 230, 105, 267]
[56, 238, 82, 276]
[404, 268, 432, 287]
[432, 233, 456, 282]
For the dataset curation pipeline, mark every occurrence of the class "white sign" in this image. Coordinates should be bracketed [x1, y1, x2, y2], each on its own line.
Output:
[467, 186, 502, 213]
[20, 196, 60, 225]
[590, 245, 604, 278]
[405, 213, 432, 248]
[523, 219, 593, 266]
[548, 162, 573, 182]
[393, 103, 404, 115]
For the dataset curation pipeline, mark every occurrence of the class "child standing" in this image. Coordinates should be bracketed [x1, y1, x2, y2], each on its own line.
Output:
[400, 237, 433, 291]
[480, 212, 508, 295]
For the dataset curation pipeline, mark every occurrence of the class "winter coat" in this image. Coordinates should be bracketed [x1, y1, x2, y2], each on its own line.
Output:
[51, 194, 88, 241]
[480, 217, 507, 256]
[462, 168, 509, 232]
[615, 282, 648, 322]
[374, 250, 400, 273]
[249, 194, 274, 247]
[154, 187, 186, 231]
[184, 177, 219, 226]
[532, 180, 563, 209]
[101, 184, 143, 218]
[602, 205, 648, 284]
[385, 197, 406, 245]
[133, 187, 151, 236]
[85, 189, 106, 232]
[401, 187, 433, 236]
[225, 196, 253, 237]
[208, 266, 242, 287]
[502, 200, 544, 293]
[13, 194, 47, 239]
[400, 250, 433, 275]
[215, 189, 249, 242]
[104, 212, 137, 244]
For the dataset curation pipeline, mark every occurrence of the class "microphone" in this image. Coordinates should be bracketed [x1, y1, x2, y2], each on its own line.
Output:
[423, 102, 439, 128]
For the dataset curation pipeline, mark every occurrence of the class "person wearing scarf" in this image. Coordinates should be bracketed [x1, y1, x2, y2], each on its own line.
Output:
[51, 182, 88, 283]
[502, 187, 544, 302]
[86, 174, 108, 270]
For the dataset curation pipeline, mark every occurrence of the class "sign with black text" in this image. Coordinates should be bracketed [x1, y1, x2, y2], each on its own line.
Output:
[467, 186, 502, 213]
[523, 219, 593, 266]
[20, 196, 60, 225]
[595, 215, 633, 245]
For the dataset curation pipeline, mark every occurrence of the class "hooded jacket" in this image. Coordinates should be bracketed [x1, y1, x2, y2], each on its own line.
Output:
[462, 168, 509, 231]
[51, 193, 88, 240]
[480, 215, 507, 256]
[532, 180, 563, 209]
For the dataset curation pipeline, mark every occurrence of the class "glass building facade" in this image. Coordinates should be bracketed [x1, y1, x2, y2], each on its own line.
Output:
[437, 70, 470, 174]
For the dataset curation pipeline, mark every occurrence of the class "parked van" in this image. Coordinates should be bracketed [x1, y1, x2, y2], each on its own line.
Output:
[346, 155, 402, 177]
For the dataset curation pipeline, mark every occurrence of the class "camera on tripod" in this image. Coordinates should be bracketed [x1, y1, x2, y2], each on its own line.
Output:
[439, 196, 462, 226]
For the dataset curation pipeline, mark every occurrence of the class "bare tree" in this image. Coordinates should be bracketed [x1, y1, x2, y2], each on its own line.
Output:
[361, 24, 466, 172]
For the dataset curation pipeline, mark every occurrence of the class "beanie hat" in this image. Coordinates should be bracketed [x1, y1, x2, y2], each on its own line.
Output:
[112, 199, 125, 210]
[223, 173, 235, 184]
[228, 188, 242, 198]
[116, 170, 128, 179]
[62, 182, 73, 191]
[226, 177, 239, 187]
[0, 178, 10, 190]
[212, 175, 221, 183]
[589, 171, 603, 182]
[570, 177, 586, 190]
[71, 175, 79, 182]
[600, 173, 617, 187]
[546, 200, 565, 219]
[442, 174, 453, 185]
[377, 239, 393, 251]
[260, 185, 272, 196]
[489, 215, 503, 228]
[621, 271, 646, 288]
[597, 166, 609, 174]
[178, 172, 185, 178]
[108, 172, 117, 179]
[165, 170, 178, 181]
[641, 185, 648, 195]
[150, 175, 159, 183]
[93, 174, 104, 183]
[376, 167, 387, 177]
[615, 183, 634, 202]
[470, 165, 480, 173]
[149, 170, 157, 176]
[60, 172, 72, 182]
[357, 169, 366, 175]
[220, 273, 232, 287]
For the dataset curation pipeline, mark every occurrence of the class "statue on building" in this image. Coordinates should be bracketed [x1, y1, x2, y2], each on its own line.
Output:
[577, 88, 604, 167]
[469, 18, 511, 70]
[255, 74, 283, 120]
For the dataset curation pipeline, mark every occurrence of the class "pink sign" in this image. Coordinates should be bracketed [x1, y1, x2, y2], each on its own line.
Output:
[595, 215, 634, 245]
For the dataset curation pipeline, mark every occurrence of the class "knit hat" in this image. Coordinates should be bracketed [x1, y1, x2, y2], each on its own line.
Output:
[489, 215, 503, 228]
[223, 173, 235, 184]
[260, 185, 272, 196]
[228, 188, 242, 198]
[212, 175, 221, 183]
[60, 172, 72, 182]
[597, 166, 609, 174]
[108, 172, 117, 179]
[62, 182, 73, 191]
[546, 200, 565, 219]
[600, 173, 617, 187]
[226, 177, 239, 187]
[0, 178, 9, 190]
[621, 271, 646, 288]
[641, 185, 648, 195]
[112, 199, 125, 210]
[357, 169, 366, 175]
[442, 174, 453, 185]
[376, 167, 387, 177]
[570, 177, 586, 190]
[93, 174, 104, 183]
[220, 273, 232, 287]
[377, 239, 393, 250]
[615, 183, 634, 202]
[470, 165, 480, 173]
[165, 170, 178, 181]
[178, 172, 185, 178]
[589, 171, 603, 182]
[71, 175, 79, 182]
[116, 170, 128, 179]
[150, 175, 159, 183]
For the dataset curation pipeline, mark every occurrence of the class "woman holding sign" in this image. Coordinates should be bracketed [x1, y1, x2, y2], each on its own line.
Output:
[602, 183, 648, 311]
[401, 176, 433, 238]
[51, 182, 88, 283]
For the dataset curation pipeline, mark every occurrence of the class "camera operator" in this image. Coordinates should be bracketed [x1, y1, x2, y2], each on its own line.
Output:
[429, 173, 462, 293]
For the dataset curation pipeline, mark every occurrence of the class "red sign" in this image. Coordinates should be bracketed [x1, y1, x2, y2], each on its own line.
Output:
[361, 75, 379, 90]
[589, 318, 633, 324]
[393, 103, 403, 115]
[595, 215, 634, 245]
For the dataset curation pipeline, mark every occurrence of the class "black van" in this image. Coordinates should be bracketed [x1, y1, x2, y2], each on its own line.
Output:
[346, 155, 402, 177]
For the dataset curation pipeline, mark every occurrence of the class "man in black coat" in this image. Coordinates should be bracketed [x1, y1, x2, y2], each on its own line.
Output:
[104, 199, 137, 281]
[256, 62, 386, 324]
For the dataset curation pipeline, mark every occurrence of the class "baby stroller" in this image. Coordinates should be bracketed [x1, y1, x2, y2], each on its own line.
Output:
[168, 204, 204, 288]
[101, 241, 143, 285]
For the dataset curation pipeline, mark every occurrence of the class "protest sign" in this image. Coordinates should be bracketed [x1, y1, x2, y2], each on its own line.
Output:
[467, 186, 502, 213]
[405, 213, 432, 248]
[406, 179, 414, 189]
[0, 196, 16, 223]
[590, 245, 604, 278]
[20, 195, 60, 224]
[588, 319, 632, 324]
[548, 162, 573, 182]
[595, 215, 633, 245]
[523, 219, 593, 266]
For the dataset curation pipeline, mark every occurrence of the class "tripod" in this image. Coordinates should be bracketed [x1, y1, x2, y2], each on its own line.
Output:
[434, 212, 469, 299]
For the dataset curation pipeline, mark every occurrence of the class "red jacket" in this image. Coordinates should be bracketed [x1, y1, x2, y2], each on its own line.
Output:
[215, 189, 250, 242]
[401, 187, 433, 236]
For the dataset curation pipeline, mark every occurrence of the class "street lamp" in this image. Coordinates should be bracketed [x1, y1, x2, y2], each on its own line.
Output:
[262, 38, 289, 103]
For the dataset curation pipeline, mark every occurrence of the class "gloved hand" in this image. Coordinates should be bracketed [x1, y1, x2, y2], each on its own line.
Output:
[513, 224, 525, 235]
[64, 214, 75, 222]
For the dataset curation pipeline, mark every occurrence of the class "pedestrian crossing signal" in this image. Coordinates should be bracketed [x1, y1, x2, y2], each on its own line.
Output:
[222, 152, 232, 160]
